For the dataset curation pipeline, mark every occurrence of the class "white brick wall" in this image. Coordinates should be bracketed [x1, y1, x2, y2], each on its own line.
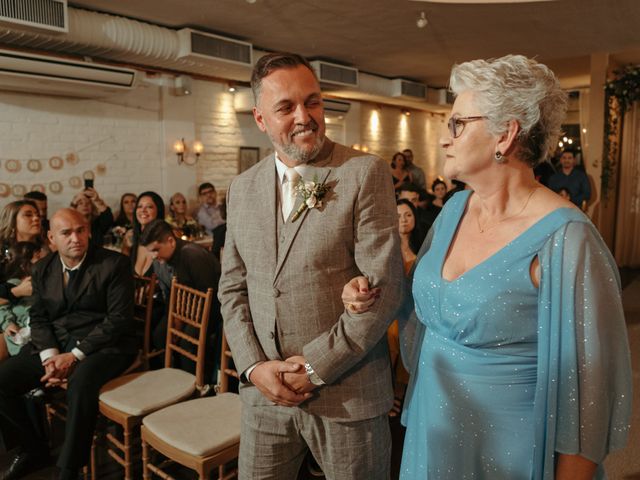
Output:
[359, 103, 448, 189]
[0, 73, 448, 219]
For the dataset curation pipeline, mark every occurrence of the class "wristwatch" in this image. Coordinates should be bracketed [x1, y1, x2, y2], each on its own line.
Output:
[304, 362, 324, 386]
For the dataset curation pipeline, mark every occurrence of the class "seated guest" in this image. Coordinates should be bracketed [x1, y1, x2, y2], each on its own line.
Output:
[429, 178, 448, 213]
[390, 152, 413, 191]
[124, 191, 165, 276]
[0, 200, 43, 258]
[113, 193, 136, 230]
[110, 193, 137, 248]
[24, 191, 49, 235]
[139, 219, 222, 379]
[0, 208, 136, 480]
[402, 149, 426, 191]
[0, 201, 44, 307]
[165, 192, 200, 238]
[70, 187, 113, 248]
[548, 148, 591, 208]
[196, 183, 225, 235]
[397, 183, 436, 243]
[0, 242, 44, 360]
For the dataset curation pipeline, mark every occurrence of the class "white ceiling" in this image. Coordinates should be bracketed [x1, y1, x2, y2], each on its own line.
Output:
[68, 0, 640, 89]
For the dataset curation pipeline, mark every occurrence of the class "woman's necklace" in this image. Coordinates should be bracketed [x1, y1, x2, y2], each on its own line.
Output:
[476, 186, 539, 233]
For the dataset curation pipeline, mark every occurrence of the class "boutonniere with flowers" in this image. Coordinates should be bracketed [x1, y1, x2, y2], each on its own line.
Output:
[291, 176, 331, 222]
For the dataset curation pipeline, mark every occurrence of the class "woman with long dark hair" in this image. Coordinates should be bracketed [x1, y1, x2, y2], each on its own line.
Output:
[388, 199, 420, 418]
[114, 193, 137, 230]
[0, 201, 43, 303]
[129, 191, 165, 276]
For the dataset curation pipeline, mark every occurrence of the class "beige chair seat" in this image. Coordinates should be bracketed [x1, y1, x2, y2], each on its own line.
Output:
[99, 368, 196, 416]
[142, 393, 241, 457]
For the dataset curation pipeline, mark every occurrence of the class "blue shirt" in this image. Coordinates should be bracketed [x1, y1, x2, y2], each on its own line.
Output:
[548, 168, 591, 207]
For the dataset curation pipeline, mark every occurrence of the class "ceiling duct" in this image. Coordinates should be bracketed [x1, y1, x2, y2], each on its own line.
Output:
[391, 79, 427, 100]
[177, 28, 252, 66]
[310, 60, 358, 87]
[0, 48, 137, 97]
[428, 88, 454, 106]
[0, 0, 68, 33]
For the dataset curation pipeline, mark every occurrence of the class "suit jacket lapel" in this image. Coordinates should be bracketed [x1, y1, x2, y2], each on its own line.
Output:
[48, 256, 65, 310]
[255, 157, 278, 279]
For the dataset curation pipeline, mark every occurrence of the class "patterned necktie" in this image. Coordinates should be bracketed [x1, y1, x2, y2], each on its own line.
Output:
[282, 167, 301, 220]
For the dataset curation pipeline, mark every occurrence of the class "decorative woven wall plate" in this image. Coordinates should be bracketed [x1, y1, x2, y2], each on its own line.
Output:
[69, 176, 82, 189]
[66, 152, 79, 165]
[49, 181, 63, 194]
[27, 159, 42, 173]
[5, 159, 21, 173]
[11, 184, 26, 197]
[49, 156, 63, 170]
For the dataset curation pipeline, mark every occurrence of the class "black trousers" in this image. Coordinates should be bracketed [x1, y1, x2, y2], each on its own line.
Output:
[0, 348, 132, 470]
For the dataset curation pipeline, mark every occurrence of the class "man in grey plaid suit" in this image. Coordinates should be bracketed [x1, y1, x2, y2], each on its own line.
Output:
[219, 52, 403, 479]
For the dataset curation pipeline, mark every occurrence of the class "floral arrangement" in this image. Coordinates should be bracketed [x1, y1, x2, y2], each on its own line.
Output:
[291, 177, 331, 222]
[602, 64, 640, 200]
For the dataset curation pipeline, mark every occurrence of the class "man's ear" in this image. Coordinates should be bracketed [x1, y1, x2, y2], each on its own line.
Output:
[253, 107, 267, 133]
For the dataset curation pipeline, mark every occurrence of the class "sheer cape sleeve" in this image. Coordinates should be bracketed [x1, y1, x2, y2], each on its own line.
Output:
[534, 217, 632, 479]
[398, 215, 438, 426]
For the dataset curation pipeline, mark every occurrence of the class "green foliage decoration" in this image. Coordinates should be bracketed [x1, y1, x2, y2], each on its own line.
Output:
[602, 65, 640, 201]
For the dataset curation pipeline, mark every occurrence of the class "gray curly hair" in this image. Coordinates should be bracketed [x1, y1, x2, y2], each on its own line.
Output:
[450, 55, 567, 167]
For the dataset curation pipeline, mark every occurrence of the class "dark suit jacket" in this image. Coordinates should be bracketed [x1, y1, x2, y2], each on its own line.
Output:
[28, 246, 137, 356]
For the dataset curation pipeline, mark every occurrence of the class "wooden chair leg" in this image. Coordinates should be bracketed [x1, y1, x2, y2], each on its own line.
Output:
[141, 439, 150, 480]
[90, 433, 97, 480]
[124, 425, 132, 480]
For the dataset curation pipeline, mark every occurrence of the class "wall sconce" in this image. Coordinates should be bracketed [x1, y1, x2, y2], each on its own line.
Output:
[173, 138, 203, 165]
[402, 109, 411, 116]
[416, 11, 428, 29]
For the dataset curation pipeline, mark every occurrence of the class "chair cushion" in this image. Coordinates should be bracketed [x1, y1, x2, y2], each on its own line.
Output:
[143, 393, 241, 457]
[99, 368, 195, 416]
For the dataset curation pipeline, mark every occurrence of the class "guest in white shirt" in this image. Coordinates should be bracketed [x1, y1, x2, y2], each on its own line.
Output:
[196, 182, 225, 235]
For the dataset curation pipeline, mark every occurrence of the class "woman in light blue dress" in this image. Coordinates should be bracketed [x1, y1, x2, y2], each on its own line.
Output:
[344, 55, 631, 479]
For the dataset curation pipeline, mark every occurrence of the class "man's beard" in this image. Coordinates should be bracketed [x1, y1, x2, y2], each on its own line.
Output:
[270, 119, 325, 164]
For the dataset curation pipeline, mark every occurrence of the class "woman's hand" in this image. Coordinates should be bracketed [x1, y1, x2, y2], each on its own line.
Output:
[86, 188, 108, 213]
[342, 276, 380, 314]
[5, 323, 19, 337]
[10, 277, 32, 298]
[555, 453, 597, 480]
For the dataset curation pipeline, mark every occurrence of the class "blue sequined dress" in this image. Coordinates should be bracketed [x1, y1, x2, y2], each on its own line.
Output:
[400, 191, 631, 480]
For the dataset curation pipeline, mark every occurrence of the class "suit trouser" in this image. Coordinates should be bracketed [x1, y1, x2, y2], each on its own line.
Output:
[239, 403, 391, 480]
[0, 348, 132, 470]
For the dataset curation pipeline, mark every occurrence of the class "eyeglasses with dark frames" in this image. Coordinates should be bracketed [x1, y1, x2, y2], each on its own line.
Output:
[447, 116, 487, 138]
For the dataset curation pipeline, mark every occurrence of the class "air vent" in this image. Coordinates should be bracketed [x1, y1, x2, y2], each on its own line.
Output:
[391, 79, 427, 100]
[0, 49, 137, 97]
[177, 28, 252, 66]
[0, 0, 67, 33]
[323, 98, 350, 114]
[310, 60, 358, 87]
[430, 88, 454, 106]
